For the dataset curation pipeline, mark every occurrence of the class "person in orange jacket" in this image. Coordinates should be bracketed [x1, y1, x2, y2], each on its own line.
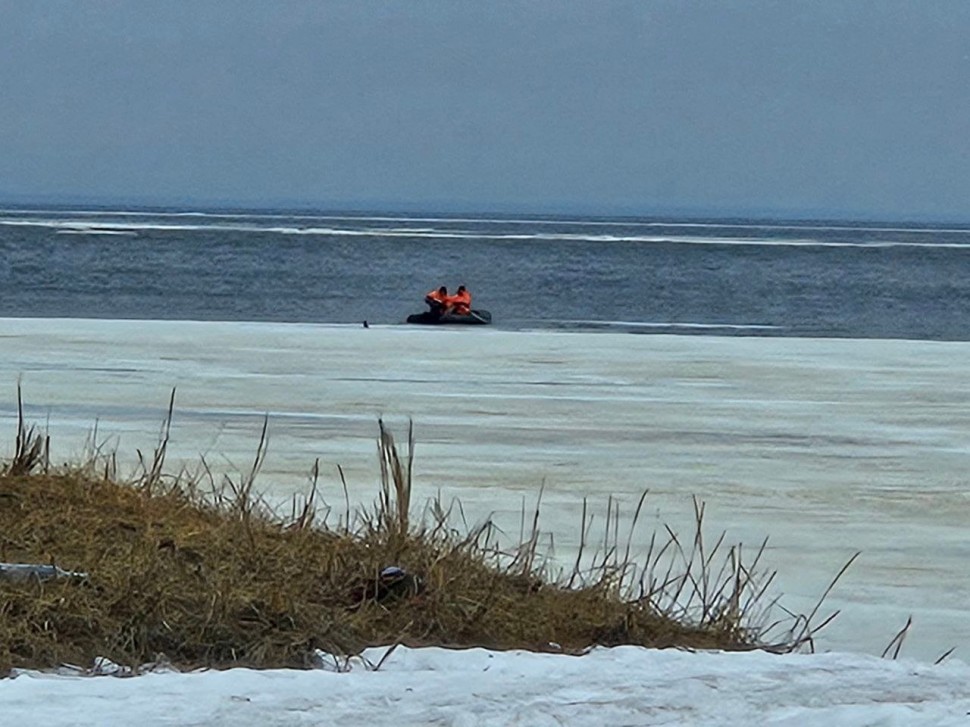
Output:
[445, 285, 472, 316]
[425, 286, 449, 316]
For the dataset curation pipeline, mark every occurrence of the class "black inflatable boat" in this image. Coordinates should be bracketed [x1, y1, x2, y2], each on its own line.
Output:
[406, 310, 492, 325]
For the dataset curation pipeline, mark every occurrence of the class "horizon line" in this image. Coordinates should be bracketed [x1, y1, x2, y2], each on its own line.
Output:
[1, 195, 969, 228]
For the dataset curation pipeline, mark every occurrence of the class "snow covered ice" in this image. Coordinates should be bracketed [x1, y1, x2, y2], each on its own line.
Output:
[3, 646, 970, 726]
[2, 317, 970, 724]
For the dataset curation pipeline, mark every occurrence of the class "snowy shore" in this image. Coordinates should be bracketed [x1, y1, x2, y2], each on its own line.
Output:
[3, 645, 970, 726]
[2, 318, 969, 665]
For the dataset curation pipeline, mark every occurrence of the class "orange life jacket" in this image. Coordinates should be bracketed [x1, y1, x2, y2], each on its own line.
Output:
[448, 289, 472, 315]
[426, 288, 448, 305]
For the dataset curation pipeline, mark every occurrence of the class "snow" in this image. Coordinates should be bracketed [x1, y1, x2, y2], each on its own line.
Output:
[2, 318, 970, 723]
[2, 646, 970, 726]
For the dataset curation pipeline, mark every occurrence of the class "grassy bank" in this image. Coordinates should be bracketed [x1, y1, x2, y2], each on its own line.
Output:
[0, 397, 837, 674]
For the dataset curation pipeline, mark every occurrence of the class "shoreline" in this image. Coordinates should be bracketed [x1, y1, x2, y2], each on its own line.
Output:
[2, 318, 969, 661]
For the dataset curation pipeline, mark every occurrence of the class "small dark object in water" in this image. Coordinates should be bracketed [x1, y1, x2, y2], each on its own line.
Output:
[363, 320, 369, 328]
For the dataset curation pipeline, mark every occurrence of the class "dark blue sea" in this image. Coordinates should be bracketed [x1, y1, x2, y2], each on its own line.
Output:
[2, 207, 969, 340]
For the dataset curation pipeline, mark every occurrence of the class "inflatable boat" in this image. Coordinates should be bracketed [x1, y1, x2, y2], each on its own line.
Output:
[406, 309, 492, 325]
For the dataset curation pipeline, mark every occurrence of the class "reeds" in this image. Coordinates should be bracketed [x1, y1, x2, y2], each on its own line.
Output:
[0, 402, 852, 674]
[4, 383, 49, 477]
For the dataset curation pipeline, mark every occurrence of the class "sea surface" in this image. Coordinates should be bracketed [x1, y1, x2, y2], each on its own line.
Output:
[2, 207, 970, 340]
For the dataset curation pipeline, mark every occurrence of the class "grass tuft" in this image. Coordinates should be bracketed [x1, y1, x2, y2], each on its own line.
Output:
[4, 382, 49, 477]
[0, 403, 852, 674]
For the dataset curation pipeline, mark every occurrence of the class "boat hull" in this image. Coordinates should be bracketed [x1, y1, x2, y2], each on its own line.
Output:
[406, 309, 492, 325]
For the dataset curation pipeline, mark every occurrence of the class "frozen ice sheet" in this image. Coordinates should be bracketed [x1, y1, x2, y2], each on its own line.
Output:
[1, 317, 969, 661]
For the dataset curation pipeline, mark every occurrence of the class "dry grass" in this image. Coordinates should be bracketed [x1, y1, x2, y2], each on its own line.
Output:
[0, 394, 847, 674]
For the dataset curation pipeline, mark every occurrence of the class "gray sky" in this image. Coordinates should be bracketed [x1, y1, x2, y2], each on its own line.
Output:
[1, 1, 969, 219]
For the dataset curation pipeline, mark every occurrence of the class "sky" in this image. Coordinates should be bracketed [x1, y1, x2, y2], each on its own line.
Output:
[1, 2, 969, 219]
[2, 645, 970, 726]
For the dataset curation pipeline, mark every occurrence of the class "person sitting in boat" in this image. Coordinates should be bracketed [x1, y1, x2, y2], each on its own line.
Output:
[444, 285, 472, 316]
[424, 286, 449, 316]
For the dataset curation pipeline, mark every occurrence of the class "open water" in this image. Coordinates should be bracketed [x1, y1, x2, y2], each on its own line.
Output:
[2, 207, 970, 340]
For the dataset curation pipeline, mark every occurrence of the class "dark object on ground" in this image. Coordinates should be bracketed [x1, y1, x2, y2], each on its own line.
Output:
[0, 563, 88, 583]
[349, 566, 424, 608]
[406, 310, 492, 325]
